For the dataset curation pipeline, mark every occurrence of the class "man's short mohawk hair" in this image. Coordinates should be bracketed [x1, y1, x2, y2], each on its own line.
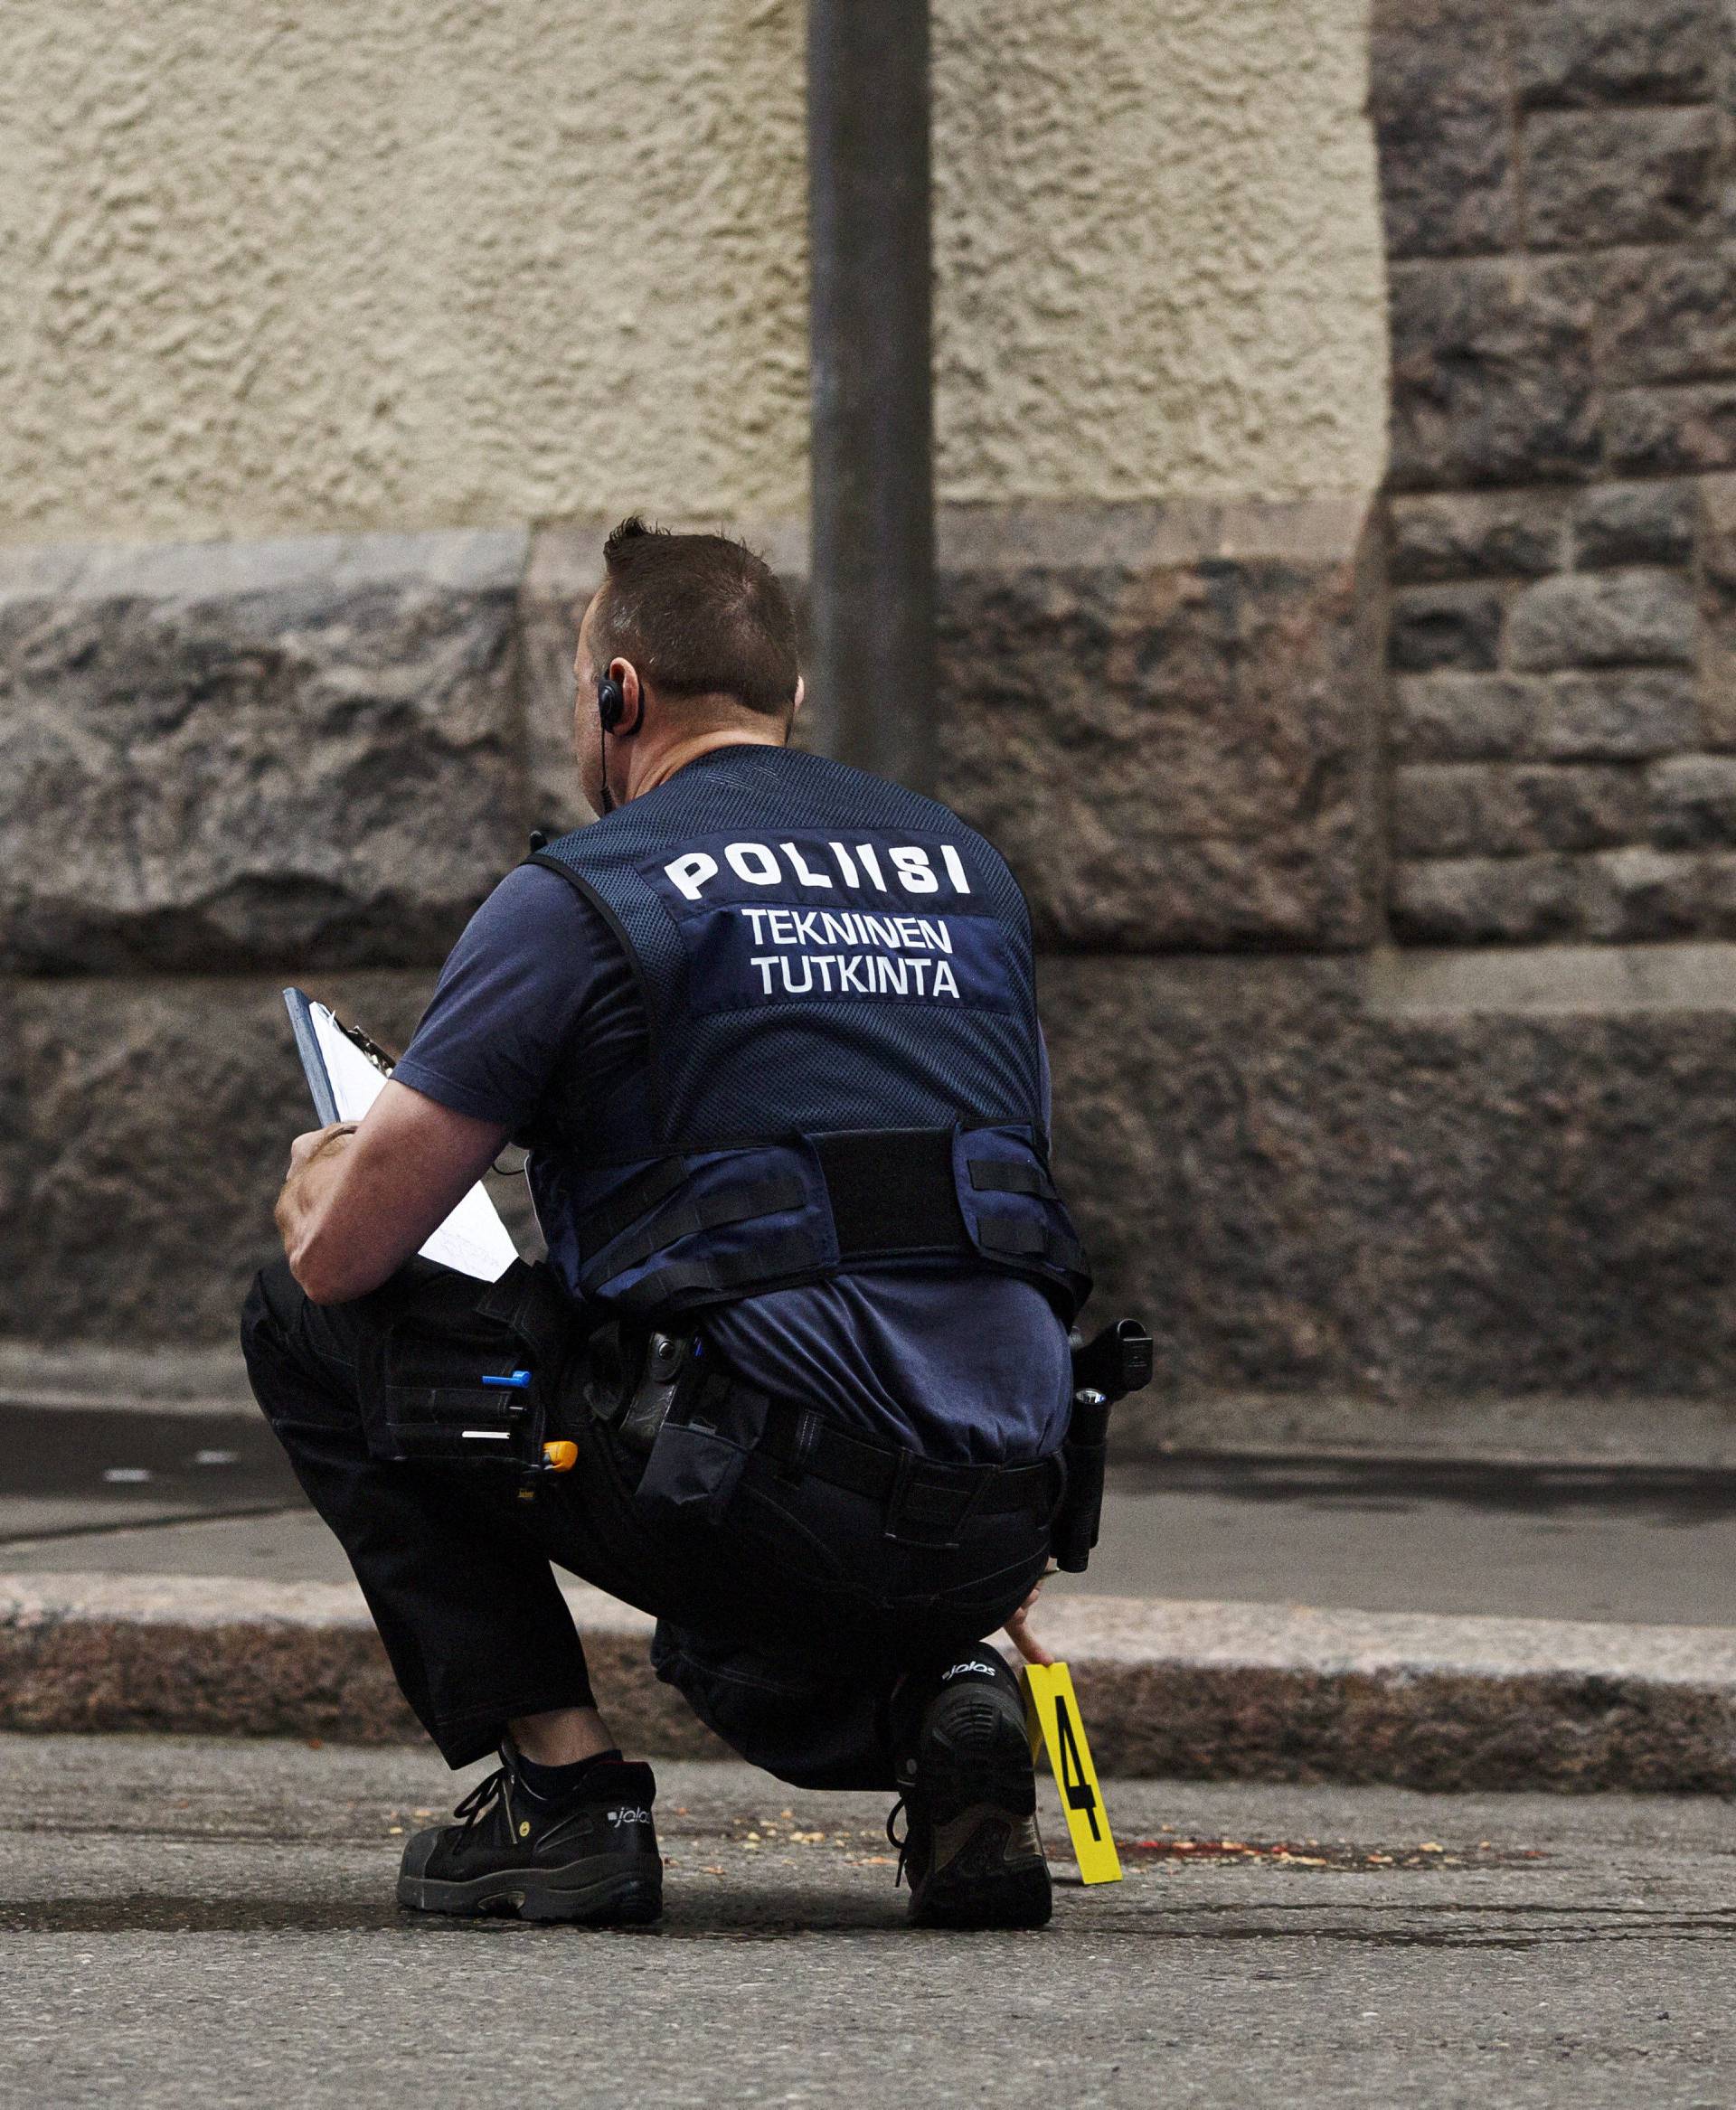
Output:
[602, 513, 656, 565]
[591, 515, 799, 720]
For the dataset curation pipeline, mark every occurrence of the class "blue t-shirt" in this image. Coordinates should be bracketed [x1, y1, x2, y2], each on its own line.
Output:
[395, 861, 1071, 1464]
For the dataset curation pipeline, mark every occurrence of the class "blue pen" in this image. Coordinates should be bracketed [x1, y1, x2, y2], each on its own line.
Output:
[481, 1371, 533, 1389]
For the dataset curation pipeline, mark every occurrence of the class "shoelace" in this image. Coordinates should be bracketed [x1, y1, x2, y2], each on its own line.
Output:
[884, 1800, 910, 1889]
[451, 1766, 512, 1833]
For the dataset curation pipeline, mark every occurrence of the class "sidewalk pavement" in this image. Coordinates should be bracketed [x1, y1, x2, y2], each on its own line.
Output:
[4, 1733, 1731, 2108]
[5, 1398, 1736, 1789]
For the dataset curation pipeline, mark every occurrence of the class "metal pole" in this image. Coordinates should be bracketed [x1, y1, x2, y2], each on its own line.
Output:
[807, 0, 935, 793]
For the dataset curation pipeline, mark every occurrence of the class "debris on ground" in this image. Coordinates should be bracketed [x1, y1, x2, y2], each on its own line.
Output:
[1110, 1836, 1546, 1872]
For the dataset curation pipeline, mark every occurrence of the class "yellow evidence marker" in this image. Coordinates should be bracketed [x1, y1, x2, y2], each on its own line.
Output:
[1023, 1663, 1122, 1885]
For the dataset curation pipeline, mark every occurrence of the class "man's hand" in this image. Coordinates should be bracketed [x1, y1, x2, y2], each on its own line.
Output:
[275, 1083, 509, 1305]
[1002, 1566, 1056, 1667]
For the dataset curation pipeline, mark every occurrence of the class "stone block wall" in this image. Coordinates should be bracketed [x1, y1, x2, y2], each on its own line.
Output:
[1050, 954, 1736, 1406]
[933, 502, 1381, 954]
[1374, 0, 1736, 944]
[0, 534, 533, 975]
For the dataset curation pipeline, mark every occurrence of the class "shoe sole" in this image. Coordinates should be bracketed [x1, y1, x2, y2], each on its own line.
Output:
[397, 1852, 664, 1926]
[912, 1815, 1052, 1931]
[910, 1687, 1052, 1932]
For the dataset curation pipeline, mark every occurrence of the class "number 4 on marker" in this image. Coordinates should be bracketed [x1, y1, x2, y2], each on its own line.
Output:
[1023, 1662, 1123, 1885]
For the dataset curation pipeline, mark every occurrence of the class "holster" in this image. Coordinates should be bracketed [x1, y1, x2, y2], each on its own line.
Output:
[1052, 1393, 1111, 1574]
[584, 1322, 696, 1450]
[584, 1322, 769, 1526]
[1050, 1317, 1154, 1574]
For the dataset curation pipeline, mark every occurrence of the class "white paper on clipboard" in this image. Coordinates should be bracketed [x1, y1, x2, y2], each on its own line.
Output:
[284, 990, 520, 1284]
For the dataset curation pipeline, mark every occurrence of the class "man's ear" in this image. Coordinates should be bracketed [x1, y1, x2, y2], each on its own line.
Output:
[791, 675, 806, 722]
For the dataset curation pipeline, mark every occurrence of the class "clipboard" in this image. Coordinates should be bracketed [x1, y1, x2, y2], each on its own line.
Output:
[285, 988, 342, 1126]
[281, 988, 521, 1284]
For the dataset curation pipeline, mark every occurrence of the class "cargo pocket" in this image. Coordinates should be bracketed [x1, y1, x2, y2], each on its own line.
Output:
[360, 1260, 572, 1468]
[369, 1315, 525, 1464]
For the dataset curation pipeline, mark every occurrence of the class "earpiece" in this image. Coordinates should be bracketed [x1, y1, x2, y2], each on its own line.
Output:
[596, 674, 627, 734]
[594, 670, 634, 815]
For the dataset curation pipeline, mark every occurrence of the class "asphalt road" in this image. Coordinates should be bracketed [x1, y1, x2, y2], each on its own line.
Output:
[1, 1735, 1731, 2107]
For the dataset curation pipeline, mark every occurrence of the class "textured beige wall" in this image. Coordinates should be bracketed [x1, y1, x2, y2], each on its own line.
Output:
[0, 0, 1385, 543]
[933, 0, 1388, 507]
[0, 0, 809, 540]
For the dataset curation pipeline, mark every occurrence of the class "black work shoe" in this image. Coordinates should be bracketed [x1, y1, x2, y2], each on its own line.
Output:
[890, 1652, 1052, 1931]
[397, 1749, 663, 1926]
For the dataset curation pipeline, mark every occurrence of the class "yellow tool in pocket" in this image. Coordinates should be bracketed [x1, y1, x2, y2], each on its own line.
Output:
[1024, 1662, 1122, 1885]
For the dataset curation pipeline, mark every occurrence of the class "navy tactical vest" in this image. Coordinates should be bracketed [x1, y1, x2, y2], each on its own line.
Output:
[528, 744, 1090, 1323]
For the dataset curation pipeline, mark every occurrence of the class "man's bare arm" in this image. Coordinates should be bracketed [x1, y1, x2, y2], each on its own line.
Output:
[276, 1080, 511, 1305]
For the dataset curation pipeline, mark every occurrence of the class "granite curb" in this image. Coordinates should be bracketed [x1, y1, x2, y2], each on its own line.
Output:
[4, 1573, 1731, 1794]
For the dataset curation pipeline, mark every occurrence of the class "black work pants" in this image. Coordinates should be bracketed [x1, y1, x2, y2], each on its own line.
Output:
[240, 1258, 1054, 1785]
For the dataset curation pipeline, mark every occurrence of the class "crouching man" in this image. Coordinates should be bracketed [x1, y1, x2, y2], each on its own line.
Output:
[242, 519, 1090, 1930]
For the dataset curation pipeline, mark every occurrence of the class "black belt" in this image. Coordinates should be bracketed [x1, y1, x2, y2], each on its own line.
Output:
[760, 1396, 1061, 1528]
[590, 1326, 1063, 1542]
